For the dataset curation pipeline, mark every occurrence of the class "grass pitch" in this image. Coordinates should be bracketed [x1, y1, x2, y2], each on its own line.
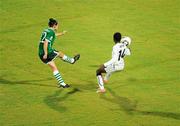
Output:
[1, 0, 180, 126]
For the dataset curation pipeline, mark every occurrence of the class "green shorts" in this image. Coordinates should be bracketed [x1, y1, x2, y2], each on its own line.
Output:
[39, 50, 59, 64]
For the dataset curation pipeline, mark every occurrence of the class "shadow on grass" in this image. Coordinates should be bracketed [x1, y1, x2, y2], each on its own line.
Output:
[72, 80, 96, 91]
[136, 110, 180, 120]
[101, 87, 180, 120]
[100, 87, 137, 114]
[0, 77, 97, 90]
[0, 77, 55, 87]
[43, 80, 95, 113]
[44, 88, 80, 112]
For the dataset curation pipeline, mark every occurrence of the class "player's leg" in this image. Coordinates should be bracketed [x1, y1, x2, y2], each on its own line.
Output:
[48, 61, 70, 88]
[57, 51, 80, 64]
[96, 65, 106, 93]
[103, 63, 117, 83]
[104, 63, 124, 83]
[103, 72, 112, 83]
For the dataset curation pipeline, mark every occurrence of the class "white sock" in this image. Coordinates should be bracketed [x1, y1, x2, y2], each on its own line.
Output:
[97, 75, 104, 90]
[62, 55, 74, 64]
[53, 70, 66, 86]
[104, 72, 112, 81]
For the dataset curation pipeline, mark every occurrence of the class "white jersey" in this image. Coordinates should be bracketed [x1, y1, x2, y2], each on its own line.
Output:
[104, 43, 131, 67]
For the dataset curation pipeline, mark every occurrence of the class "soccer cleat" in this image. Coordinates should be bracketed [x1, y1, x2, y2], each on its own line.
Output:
[58, 84, 70, 88]
[96, 88, 106, 93]
[72, 54, 80, 64]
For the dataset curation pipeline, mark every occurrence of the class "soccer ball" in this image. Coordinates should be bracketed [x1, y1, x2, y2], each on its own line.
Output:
[121, 36, 131, 46]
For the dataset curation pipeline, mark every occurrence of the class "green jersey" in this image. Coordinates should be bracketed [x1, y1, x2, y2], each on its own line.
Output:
[38, 28, 56, 56]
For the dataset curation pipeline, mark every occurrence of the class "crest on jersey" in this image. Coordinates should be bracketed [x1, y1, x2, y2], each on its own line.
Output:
[50, 36, 53, 40]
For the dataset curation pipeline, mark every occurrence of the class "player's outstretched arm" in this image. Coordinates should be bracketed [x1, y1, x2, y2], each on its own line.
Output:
[56, 31, 67, 37]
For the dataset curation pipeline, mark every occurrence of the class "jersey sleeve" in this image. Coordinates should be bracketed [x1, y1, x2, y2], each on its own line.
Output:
[125, 48, 131, 55]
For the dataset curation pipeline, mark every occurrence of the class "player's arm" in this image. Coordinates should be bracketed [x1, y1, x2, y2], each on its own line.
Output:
[56, 31, 67, 37]
[43, 40, 48, 59]
[125, 48, 131, 56]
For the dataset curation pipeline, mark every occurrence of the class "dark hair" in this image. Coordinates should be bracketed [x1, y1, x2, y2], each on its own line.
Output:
[48, 18, 58, 27]
[113, 32, 121, 43]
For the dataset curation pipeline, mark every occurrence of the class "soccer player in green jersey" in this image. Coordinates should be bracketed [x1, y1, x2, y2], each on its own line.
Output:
[38, 18, 80, 88]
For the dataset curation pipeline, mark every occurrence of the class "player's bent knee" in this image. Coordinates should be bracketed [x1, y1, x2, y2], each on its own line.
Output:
[96, 69, 102, 76]
[58, 51, 64, 58]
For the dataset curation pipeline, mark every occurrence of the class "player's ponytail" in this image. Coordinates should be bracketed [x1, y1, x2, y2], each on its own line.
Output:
[48, 18, 58, 27]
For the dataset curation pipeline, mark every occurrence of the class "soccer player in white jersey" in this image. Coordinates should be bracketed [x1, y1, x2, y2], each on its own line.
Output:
[96, 32, 131, 93]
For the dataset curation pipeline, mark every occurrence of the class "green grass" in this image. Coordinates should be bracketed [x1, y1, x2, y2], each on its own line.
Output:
[1, 0, 180, 126]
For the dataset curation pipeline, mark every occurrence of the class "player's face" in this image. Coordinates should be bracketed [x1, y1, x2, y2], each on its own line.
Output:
[54, 24, 59, 30]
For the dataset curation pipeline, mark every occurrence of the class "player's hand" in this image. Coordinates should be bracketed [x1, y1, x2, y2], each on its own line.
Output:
[62, 30, 67, 35]
[43, 54, 47, 60]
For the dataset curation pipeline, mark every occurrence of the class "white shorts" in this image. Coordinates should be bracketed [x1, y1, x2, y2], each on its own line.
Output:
[104, 63, 124, 73]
